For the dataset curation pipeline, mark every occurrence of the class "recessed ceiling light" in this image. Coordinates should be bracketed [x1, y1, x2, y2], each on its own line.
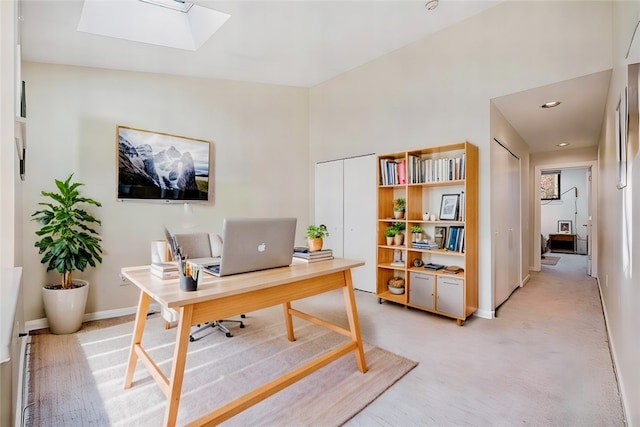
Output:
[541, 101, 562, 108]
[425, 0, 439, 11]
[557, 142, 569, 147]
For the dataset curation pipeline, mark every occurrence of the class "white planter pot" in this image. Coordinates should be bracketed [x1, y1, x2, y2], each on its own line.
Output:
[42, 279, 89, 335]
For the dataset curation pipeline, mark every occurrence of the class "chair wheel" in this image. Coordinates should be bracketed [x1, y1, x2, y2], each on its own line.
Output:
[241, 314, 246, 318]
[240, 323, 245, 328]
[189, 336, 195, 342]
[225, 332, 232, 337]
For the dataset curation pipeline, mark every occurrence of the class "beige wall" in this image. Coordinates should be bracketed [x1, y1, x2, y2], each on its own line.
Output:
[21, 62, 310, 321]
[599, 2, 640, 424]
[309, 1, 612, 318]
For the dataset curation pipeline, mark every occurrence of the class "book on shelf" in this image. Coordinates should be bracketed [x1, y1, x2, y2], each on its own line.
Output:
[406, 153, 466, 184]
[411, 241, 439, 250]
[379, 158, 407, 186]
[446, 226, 465, 252]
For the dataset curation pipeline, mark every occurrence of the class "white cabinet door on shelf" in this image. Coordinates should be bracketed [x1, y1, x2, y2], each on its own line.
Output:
[436, 276, 464, 317]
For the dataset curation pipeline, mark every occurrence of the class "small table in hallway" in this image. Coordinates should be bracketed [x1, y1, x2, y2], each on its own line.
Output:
[548, 233, 577, 254]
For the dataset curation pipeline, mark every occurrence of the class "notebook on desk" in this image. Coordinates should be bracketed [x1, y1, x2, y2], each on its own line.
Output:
[203, 217, 297, 277]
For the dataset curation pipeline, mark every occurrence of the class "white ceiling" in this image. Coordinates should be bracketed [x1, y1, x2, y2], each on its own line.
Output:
[19, 0, 612, 153]
[492, 70, 611, 153]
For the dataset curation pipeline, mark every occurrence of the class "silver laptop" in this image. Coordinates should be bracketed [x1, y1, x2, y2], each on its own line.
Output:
[203, 217, 297, 277]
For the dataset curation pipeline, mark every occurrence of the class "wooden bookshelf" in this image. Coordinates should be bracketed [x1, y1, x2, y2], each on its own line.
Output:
[376, 142, 478, 325]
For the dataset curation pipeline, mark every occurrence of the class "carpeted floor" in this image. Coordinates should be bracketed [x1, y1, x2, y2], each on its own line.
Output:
[25, 309, 416, 426]
[541, 255, 560, 265]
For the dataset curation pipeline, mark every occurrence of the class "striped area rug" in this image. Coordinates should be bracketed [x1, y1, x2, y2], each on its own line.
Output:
[26, 309, 417, 426]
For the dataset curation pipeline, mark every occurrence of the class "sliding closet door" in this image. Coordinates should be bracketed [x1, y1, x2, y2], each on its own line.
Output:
[343, 155, 376, 293]
[492, 140, 521, 310]
[315, 155, 376, 292]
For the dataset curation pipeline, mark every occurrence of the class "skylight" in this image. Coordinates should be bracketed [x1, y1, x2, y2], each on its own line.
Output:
[77, 0, 230, 51]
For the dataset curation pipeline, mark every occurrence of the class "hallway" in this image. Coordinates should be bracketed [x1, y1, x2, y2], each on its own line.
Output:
[344, 251, 626, 425]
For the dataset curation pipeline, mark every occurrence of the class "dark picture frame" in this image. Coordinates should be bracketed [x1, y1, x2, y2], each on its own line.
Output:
[439, 194, 460, 221]
[558, 220, 572, 234]
[616, 87, 628, 189]
[117, 126, 211, 202]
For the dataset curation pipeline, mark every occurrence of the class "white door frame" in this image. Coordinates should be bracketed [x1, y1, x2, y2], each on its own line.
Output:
[533, 160, 598, 277]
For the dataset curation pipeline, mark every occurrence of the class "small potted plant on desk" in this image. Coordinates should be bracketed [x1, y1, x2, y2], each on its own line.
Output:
[32, 174, 103, 335]
[306, 224, 329, 251]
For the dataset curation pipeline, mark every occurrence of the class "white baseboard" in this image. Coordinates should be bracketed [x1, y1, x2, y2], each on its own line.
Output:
[596, 277, 630, 425]
[15, 335, 30, 427]
[475, 308, 493, 319]
[25, 304, 162, 332]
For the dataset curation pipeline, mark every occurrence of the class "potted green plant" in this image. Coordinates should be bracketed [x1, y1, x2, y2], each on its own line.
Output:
[306, 224, 329, 251]
[393, 198, 406, 219]
[391, 222, 405, 246]
[384, 226, 397, 245]
[32, 174, 103, 334]
[410, 225, 423, 243]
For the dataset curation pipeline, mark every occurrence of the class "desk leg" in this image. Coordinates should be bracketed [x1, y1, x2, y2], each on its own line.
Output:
[124, 291, 151, 389]
[342, 270, 367, 373]
[164, 305, 194, 427]
[282, 302, 295, 341]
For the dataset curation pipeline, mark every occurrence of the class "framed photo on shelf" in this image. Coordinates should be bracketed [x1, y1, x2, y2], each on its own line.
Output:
[558, 220, 572, 234]
[439, 194, 460, 221]
[434, 226, 447, 249]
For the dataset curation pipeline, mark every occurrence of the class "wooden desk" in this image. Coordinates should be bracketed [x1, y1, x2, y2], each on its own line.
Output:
[548, 233, 577, 254]
[121, 258, 367, 427]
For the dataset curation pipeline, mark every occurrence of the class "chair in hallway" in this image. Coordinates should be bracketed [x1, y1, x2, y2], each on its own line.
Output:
[173, 232, 245, 339]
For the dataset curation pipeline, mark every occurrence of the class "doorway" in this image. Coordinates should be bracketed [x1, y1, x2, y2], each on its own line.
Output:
[534, 162, 597, 277]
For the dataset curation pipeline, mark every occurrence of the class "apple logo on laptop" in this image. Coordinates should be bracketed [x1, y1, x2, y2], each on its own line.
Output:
[258, 242, 267, 252]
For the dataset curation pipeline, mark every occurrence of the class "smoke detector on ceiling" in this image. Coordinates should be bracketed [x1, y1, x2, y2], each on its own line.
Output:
[425, 0, 439, 11]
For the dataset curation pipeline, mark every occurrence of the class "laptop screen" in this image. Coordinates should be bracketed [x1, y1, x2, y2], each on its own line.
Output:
[216, 217, 297, 276]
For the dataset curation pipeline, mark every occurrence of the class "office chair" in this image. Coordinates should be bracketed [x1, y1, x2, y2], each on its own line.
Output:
[173, 232, 245, 340]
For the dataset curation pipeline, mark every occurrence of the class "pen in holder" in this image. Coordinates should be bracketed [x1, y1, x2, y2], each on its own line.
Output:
[178, 253, 200, 292]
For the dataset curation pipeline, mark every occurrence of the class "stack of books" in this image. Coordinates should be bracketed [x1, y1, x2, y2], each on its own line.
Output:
[150, 262, 179, 279]
[411, 240, 439, 250]
[293, 247, 334, 263]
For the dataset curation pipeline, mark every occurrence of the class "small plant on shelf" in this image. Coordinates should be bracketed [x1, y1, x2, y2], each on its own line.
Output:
[391, 222, 405, 245]
[393, 198, 406, 219]
[387, 276, 405, 294]
[410, 225, 423, 243]
[384, 226, 397, 245]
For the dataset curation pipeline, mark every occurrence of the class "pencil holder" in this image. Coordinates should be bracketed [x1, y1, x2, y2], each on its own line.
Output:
[179, 274, 197, 292]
